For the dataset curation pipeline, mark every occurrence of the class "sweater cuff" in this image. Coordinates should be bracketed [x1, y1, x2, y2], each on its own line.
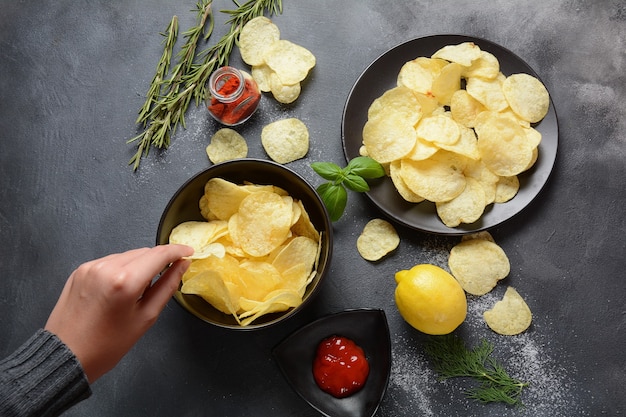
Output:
[0, 329, 92, 417]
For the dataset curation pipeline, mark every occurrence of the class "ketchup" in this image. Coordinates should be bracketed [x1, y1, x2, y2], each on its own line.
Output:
[312, 335, 370, 398]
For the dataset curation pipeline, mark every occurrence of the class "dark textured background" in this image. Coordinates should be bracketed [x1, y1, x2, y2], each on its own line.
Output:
[1, 1, 624, 416]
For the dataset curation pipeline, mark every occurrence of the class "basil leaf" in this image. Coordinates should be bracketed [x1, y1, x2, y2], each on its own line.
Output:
[317, 183, 348, 222]
[311, 162, 343, 181]
[343, 173, 370, 192]
[345, 156, 385, 179]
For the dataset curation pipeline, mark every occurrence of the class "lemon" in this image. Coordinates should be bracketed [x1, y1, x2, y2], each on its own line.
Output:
[394, 264, 467, 335]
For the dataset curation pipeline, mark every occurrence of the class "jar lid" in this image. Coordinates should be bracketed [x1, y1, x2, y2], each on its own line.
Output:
[209, 67, 245, 103]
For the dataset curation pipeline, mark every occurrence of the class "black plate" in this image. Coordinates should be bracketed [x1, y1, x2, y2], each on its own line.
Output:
[272, 309, 391, 417]
[342, 35, 559, 235]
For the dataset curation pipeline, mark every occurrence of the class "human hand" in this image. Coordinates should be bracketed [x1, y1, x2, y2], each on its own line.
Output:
[44, 244, 193, 383]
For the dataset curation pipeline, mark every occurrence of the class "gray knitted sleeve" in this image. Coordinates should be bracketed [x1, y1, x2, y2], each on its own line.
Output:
[0, 329, 92, 417]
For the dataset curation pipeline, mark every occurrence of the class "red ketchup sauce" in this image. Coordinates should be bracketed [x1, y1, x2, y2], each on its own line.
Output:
[312, 335, 370, 398]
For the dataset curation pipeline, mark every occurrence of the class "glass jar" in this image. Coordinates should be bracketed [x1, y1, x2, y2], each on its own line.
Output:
[206, 66, 261, 126]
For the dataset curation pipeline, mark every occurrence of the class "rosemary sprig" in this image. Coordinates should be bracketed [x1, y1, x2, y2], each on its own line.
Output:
[424, 334, 529, 407]
[128, 0, 283, 171]
[136, 16, 178, 127]
[128, 0, 213, 170]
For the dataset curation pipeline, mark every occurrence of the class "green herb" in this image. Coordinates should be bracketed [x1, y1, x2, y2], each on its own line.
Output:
[311, 156, 385, 221]
[128, 0, 283, 170]
[425, 334, 529, 407]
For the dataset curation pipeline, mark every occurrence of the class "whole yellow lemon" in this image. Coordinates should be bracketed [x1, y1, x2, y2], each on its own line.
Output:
[394, 264, 467, 335]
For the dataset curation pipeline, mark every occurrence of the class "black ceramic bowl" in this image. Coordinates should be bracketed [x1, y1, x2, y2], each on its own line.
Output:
[273, 309, 392, 417]
[156, 159, 333, 330]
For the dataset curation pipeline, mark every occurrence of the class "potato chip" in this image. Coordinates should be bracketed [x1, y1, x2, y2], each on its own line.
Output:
[502, 73, 550, 123]
[181, 271, 240, 317]
[450, 89, 486, 128]
[526, 147, 539, 171]
[182, 253, 240, 284]
[272, 236, 319, 274]
[264, 39, 316, 85]
[269, 72, 301, 104]
[483, 287, 532, 335]
[431, 62, 462, 106]
[169, 221, 228, 257]
[238, 260, 282, 300]
[238, 289, 302, 326]
[356, 218, 400, 261]
[362, 110, 417, 163]
[389, 160, 424, 203]
[475, 113, 534, 176]
[416, 114, 461, 146]
[436, 177, 486, 227]
[465, 75, 509, 112]
[448, 238, 510, 295]
[290, 200, 321, 241]
[261, 118, 309, 163]
[432, 42, 481, 66]
[367, 86, 423, 125]
[251, 64, 272, 92]
[494, 175, 520, 203]
[205, 128, 248, 164]
[463, 158, 499, 205]
[437, 124, 480, 160]
[414, 92, 441, 117]
[400, 150, 467, 202]
[397, 57, 446, 95]
[239, 16, 280, 66]
[523, 126, 542, 148]
[204, 178, 251, 221]
[461, 50, 500, 80]
[404, 138, 439, 161]
[234, 191, 293, 257]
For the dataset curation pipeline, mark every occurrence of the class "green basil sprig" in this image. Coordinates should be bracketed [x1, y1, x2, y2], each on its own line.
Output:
[311, 156, 385, 221]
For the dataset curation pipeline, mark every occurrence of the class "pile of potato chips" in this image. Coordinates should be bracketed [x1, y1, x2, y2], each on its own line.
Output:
[239, 16, 316, 104]
[448, 231, 532, 335]
[169, 178, 322, 326]
[360, 42, 550, 227]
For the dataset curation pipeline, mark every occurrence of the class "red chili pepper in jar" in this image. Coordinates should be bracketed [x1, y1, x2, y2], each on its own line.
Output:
[207, 66, 261, 126]
[312, 335, 370, 398]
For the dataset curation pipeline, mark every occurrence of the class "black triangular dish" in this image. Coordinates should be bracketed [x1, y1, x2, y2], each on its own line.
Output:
[272, 309, 391, 417]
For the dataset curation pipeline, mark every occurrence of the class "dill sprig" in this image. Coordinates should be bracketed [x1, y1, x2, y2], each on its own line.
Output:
[128, 0, 283, 171]
[425, 334, 529, 407]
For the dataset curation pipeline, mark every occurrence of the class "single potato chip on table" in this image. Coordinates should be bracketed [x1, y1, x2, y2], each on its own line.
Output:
[356, 218, 400, 261]
[261, 118, 310, 164]
[448, 237, 510, 295]
[483, 287, 532, 335]
[205, 128, 248, 164]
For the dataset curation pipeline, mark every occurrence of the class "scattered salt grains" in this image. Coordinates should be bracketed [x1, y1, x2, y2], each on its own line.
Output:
[384, 334, 437, 417]
[380, 286, 588, 416]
